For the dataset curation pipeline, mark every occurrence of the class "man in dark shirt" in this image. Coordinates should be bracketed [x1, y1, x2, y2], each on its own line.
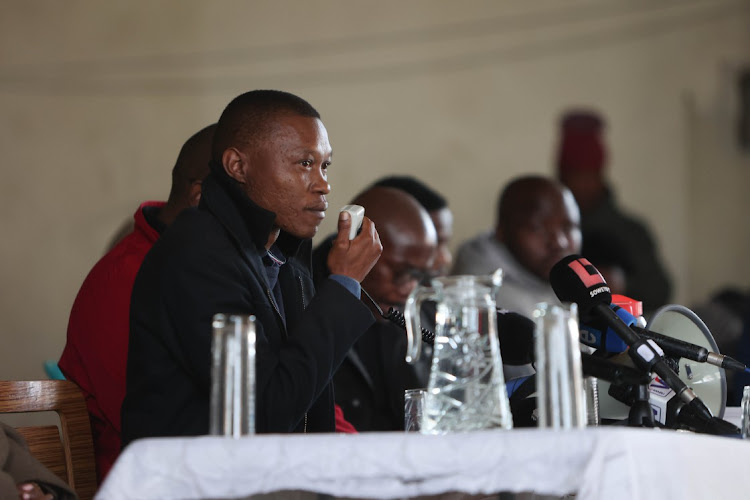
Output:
[122, 90, 382, 443]
[313, 186, 436, 431]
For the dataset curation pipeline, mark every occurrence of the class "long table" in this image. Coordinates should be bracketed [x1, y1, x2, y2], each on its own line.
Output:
[96, 416, 749, 500]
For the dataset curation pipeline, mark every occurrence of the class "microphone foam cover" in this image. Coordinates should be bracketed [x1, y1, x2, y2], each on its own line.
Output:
[549, 254, 612, 321]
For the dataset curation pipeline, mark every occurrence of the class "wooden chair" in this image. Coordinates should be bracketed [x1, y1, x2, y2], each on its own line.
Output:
[0, 380, 97, 500]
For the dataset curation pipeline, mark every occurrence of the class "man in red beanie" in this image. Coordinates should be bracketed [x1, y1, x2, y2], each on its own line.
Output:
[556, 109, 671, 311]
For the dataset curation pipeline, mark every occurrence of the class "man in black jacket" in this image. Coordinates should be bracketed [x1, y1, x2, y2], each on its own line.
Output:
[121, 90, 382, 444]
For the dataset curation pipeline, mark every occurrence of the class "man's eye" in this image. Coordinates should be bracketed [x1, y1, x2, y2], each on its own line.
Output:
[301, 160, 312, 167]
[323, 161, 331, 170]
[393, 267, 428, 285]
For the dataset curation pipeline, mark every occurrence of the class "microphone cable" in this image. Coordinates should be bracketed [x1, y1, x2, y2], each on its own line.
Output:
[360, 287, 435, 345]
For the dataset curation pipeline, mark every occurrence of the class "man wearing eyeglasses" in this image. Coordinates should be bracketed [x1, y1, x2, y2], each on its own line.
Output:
[312, 186, 437, 431]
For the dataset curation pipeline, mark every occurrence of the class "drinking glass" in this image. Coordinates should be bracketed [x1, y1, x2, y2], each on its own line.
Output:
[404, 388, 426, 432]
[533, 302, 586, 429]
[209, 314, 256, 437]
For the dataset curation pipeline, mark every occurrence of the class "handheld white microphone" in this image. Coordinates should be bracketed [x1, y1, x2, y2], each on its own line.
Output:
[339, 205, 364, 240]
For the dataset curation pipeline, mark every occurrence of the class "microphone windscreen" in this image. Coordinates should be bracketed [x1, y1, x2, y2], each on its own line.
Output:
[549, 254, 612, 321]
[497, 310, 535, 365]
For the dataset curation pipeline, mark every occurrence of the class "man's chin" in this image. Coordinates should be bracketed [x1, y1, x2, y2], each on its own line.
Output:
[285, 226, 319, 240]
[386, 302, 406, 313]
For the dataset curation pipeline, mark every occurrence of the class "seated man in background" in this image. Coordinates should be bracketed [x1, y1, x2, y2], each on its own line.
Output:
[555, 109, 671, 311]
[58, 124, 215, 481]
[1, 422, 77, 500]
[453, 176, 582, 379]
[453, 175, 581, 316]
[312, 186, 437, 431]
[122, 90, 382, 444]
[370, 175, 454, 386]
[372, 175, 453, 277]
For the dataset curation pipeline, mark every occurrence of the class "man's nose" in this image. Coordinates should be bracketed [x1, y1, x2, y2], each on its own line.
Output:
[312, 168, 330, 194]
[549, 228, 569, 250]
[396, 277, 421, 297]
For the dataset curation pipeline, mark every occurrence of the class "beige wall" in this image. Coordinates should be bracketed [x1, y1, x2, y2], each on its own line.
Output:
[1, 0, 749, 380]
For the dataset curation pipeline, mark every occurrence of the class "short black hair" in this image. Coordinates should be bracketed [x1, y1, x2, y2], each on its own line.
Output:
[496, 175, 554, 229]
[371, 175, 447, 211]
[169, 123, 216, 201]
[211, 90, 320, 162]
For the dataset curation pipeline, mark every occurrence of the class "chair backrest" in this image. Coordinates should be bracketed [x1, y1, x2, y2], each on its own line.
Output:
[0, 380, 97, 500]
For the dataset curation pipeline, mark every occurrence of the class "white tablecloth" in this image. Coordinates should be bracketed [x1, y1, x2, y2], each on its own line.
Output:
[96, 424, 750, 500]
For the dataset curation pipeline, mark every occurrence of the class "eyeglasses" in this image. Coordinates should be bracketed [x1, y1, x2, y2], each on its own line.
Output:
[390, 265, 431, 287]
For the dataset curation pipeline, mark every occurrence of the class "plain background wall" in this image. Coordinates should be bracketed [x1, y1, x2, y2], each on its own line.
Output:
[1, 0, 749, 381]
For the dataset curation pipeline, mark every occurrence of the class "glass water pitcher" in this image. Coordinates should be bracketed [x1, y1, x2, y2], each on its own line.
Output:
[403, 269, 512, 433]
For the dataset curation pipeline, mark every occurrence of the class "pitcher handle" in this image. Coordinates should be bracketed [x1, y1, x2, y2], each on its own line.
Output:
[404, 286, 433, 364]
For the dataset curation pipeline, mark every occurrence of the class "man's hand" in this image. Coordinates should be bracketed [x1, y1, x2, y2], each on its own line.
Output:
[17, 483, 53, 500]
[327, 211, 382, 282]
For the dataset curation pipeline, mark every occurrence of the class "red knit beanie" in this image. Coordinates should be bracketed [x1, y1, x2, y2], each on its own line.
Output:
[557, 110, 607, 174]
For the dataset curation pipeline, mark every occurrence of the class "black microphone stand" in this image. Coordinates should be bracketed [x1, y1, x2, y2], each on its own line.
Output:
[628, 384, 655, 428]
[594, 303, 739, 435]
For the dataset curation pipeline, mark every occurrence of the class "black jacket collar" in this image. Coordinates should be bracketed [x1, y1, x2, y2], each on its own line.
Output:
[200, 160, 306, 259]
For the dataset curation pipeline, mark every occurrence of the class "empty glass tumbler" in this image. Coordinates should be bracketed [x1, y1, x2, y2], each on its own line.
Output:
[534, 302, 586, 429]
[209, 314, 256, 437]
[404, 388, 426, 432]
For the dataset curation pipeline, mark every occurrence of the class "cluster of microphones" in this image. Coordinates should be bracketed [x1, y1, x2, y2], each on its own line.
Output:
[383, 254, 747, 436]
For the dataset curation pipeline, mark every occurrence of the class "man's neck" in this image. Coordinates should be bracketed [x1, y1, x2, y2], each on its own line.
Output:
[156, 202, 185, 228]
[265, 228, 281, 250]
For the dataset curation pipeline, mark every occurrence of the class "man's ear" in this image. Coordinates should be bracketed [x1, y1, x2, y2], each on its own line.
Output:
[494, 224, 504, 243]
[188, 180, 203, 207]
[222, 147, 247, 184]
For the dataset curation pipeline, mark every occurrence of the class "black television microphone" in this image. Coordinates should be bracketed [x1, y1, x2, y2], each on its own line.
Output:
[632, 326, 748, 373]
[494, 308, 652, 386]
[582, 306, 749, 373]
[581, 305, 748, 372]
[580, 353, 652, 387]
[549, 255, 739, 435]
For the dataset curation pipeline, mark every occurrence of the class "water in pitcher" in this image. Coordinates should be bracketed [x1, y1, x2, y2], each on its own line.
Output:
[420, 285, 512, 433]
